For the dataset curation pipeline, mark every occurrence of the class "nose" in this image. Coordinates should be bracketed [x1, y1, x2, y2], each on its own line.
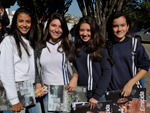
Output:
[118, 26, 121, 31]
[55, 26, 59, 31]
[23, 22, 27, 27]
[83, 31, 87, 35]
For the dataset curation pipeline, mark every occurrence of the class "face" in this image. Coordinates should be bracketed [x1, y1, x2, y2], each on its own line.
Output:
[112, 16, 129, 42]
[49, 19, 63, 43]
[117, 98, 128, 104]
[17, 13, 31, 36]
[79, 23, 91, 42]
[0, 23, 2, 31]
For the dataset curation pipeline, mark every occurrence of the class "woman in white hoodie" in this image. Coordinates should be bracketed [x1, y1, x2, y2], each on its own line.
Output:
[0, 8, 41, 113]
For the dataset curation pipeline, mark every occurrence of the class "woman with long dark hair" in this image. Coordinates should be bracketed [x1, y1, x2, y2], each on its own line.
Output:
[0, 8, 41, 113]
[106, 11, 150, 96]
[74, 16, 111, 109]
[35, 13, 78, 113]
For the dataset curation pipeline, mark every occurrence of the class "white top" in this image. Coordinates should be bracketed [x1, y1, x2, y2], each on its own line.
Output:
[40, 41, 69, 85]
[0, 35, 35, 105]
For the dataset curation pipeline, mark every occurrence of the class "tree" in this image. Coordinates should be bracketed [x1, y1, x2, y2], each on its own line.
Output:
[76, 0, 150, 38]
[76, 0, 125, 39]
[121, 0, 150, 32]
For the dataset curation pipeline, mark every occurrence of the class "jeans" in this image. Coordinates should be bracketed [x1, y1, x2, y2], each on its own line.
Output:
[3, 85, 42, 113]
[43, 94, 67, 113]
[2, 99, 42, 113]
[87, 91, 106, 102]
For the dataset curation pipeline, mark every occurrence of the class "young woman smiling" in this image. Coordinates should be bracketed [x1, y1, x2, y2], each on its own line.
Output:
[0, 8, 42, 113]
[35, 13, 78, 113]
[106, 11, 150, 97]
[74, 16, 111, 109]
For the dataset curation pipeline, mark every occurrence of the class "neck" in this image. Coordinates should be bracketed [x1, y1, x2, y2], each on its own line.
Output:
[49, 38, 60, 44]
[114, 36, 126, 42]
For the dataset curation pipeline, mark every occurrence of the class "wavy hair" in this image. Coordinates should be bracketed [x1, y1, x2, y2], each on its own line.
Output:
[8, 7, 38, 58]
[39, 13, 73, 61]
[75, 16, 105, 62]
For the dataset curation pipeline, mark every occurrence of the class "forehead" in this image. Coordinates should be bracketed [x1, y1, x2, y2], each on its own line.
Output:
[80, 23, 90, 29]
[17, 13, 31, 20]
[50, 19, 61, 24]
[112, 16, 127, 25]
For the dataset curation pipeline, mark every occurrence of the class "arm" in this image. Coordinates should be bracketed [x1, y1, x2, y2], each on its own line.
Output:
[0, 37, 23, 111]
[89, 48, 111, 109]
[34, 46, 46, 97]
[66, 61, 78, 93]
[122, 69, 147, 96]
[122, 41, 150, 96]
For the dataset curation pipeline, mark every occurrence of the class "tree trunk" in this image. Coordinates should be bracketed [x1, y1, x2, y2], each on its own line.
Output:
[117, 0, 124, 11]
[76, 0, 86, 16]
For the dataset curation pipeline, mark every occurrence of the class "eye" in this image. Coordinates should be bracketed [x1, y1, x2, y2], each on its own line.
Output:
[79, 29, 84, 31]
[18, 20, 23, 22]
[87, 29, 91, 32]
[121, 24, 125, 27]
[26, 20, 31, 23]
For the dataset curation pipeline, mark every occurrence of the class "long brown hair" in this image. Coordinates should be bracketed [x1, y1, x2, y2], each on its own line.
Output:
[75, 16, 105, 62]
[39, 13, 73, 61]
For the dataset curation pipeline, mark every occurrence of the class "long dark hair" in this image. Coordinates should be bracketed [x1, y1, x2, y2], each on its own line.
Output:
[39, 13, 73, 61]
[8, 7, 38, 58]
[75, 16, 105, 62]
[106, 11, 131, 66]
[0, 19, 5, 36]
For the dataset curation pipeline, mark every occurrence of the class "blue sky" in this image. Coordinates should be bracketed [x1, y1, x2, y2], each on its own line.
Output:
[9, 0, 82, 17]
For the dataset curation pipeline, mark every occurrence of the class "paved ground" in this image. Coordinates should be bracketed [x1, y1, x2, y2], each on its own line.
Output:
[142, 43, 150, 112]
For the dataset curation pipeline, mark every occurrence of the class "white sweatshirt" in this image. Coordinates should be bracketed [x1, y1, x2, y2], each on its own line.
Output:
[0, 35, 35, 105]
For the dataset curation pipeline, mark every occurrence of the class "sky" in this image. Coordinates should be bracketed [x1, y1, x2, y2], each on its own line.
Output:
[9, 0, 82, 17]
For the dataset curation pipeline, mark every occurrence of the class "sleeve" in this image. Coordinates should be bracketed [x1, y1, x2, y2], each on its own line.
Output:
[34, 46, 43, 85]
[0, 37, 19, 105]
[93, 48, 112, 101]
[136, 41, 150, 72]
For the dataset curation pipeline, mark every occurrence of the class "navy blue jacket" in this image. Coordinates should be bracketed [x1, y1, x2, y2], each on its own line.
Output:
[75, 45, 111, 101]
[108, 37, 150, 91]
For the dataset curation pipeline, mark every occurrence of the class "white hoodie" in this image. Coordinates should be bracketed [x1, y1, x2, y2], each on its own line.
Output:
[0, 35, 35, 105]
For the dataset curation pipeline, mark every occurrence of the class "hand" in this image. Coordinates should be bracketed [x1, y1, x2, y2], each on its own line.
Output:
[12, 102, 23, 112]
[121, 81, 133, 97]
[89, 98, 98, 109]
[35, 83, 47, 97]
[65, 74, 78, 93]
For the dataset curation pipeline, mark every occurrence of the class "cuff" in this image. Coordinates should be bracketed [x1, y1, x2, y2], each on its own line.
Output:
[141, 67, 149, 72]
[93, 93, 101, 101]
[9, 97, 20, 105]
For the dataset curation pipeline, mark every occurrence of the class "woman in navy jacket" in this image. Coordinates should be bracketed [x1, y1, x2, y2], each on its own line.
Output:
[74, 16, 111, 109]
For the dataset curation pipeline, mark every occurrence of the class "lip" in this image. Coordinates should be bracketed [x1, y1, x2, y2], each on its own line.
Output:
[52, 32, 60, 36]
[20, 27, 29, 31]
[116, 32, 122, 35]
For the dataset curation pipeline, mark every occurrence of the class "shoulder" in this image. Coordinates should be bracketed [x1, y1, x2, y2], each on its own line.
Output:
[1, 35, 15, 45]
